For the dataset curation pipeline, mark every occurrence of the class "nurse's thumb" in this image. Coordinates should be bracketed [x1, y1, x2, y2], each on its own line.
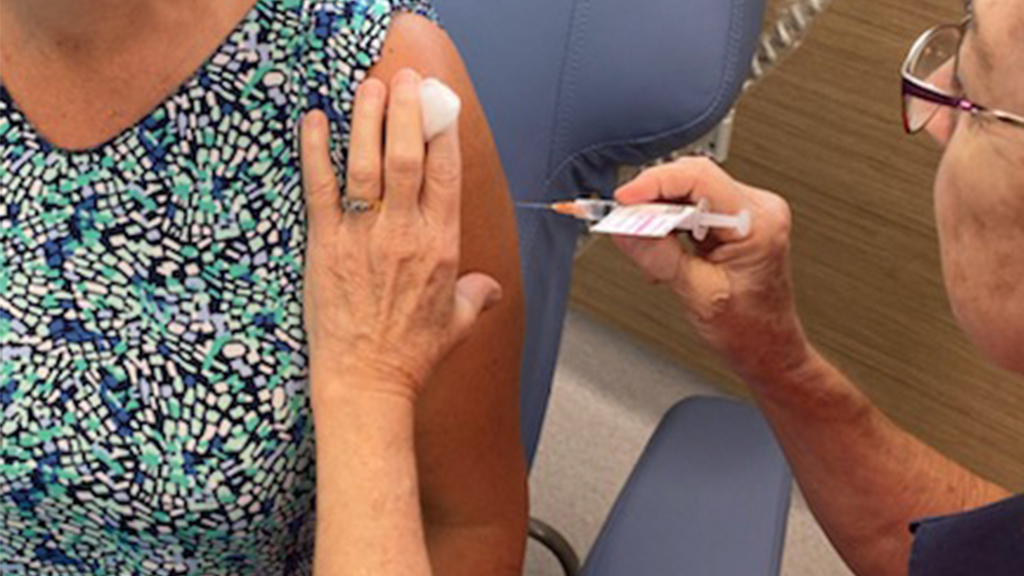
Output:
[452, 273, 504, 342]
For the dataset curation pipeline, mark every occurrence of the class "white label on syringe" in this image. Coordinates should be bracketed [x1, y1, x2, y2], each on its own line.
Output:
[590, 204, 698, 238]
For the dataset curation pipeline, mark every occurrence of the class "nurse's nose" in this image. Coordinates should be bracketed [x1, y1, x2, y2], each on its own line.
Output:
[924, 61, 957, 146]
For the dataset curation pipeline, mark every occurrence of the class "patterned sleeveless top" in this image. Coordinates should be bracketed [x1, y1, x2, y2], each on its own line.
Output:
[0, 0, 436, 573]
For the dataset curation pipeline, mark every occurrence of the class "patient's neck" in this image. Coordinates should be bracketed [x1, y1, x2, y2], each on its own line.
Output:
[1, 0, 201, 57]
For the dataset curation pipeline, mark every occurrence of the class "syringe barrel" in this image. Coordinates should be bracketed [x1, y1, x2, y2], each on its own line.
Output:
[575, 199, 619, 221]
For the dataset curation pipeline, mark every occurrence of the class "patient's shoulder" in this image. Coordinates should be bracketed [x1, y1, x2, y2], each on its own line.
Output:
[303, 0, 439, 44]
[299, 0, 445, 110]
[368, 10, 458, 82]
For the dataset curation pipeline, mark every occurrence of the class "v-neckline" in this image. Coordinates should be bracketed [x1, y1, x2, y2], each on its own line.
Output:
[0, 0, 266, 157]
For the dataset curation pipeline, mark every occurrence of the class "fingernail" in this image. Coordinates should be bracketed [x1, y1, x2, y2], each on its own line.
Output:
[395, 68, 421, 88]
[304, 110, 326, 133]
[359, 78, 385, 100]
[485, 286, 504, 309]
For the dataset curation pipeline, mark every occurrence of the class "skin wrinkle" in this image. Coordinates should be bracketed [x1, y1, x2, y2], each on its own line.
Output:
[965, 2, 995, 76]
[968, 1, 1024, 113]
[958, 3, 1024, 150]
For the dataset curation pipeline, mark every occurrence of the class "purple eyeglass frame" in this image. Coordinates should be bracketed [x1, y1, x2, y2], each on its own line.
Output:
[901, 20, 1024, 134]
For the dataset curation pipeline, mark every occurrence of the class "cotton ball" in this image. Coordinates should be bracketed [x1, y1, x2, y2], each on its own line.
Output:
[420, 78, 462, 141]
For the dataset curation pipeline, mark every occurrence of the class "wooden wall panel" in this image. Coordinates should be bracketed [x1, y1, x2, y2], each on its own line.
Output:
[570, 0, 1024, 488]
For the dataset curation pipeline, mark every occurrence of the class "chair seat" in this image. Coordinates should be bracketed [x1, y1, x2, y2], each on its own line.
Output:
[581, 397, 792, 576]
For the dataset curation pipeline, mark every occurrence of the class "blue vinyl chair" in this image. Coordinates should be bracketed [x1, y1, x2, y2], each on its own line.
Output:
[429, 0, 793, 573]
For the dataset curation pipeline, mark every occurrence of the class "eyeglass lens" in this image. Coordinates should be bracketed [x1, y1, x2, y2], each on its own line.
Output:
[905, 26, 962, 132]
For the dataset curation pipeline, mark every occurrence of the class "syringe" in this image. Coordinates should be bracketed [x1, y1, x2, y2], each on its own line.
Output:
[517, 198, 751, 240]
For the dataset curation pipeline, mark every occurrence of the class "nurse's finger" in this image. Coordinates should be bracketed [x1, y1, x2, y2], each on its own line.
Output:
[384, 69, 425, 217]
[612, 235, 731, 320]
[615, 157, 748, 217]
[301, 111, 342, 232]
[346, 78, 387, 205]
[611, 235, 685, 286]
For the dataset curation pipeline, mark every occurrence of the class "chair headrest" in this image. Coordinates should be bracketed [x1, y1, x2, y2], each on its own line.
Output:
[433, 0, 766, 197]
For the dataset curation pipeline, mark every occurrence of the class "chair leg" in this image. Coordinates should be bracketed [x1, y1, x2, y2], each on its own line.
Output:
[529, 517, 581, 576]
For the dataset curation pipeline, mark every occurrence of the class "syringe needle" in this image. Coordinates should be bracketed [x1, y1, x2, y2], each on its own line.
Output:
[515, 202, 554, 210]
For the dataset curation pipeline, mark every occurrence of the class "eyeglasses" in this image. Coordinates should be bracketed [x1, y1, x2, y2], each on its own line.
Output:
[901, 18, 1024, 134]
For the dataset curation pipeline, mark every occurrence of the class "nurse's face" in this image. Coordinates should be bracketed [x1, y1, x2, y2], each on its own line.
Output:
[928, 0, 1024, 372]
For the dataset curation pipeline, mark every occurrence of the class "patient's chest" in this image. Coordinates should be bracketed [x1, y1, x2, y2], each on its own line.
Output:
[0, 65, 319, 572]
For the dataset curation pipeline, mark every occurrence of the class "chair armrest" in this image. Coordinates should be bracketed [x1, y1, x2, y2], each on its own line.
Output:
[581, 397, 792, 576]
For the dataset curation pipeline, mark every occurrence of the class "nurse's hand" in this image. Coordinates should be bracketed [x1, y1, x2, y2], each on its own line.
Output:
[300, 72, 502, 402]
[611, 158, 811, 380]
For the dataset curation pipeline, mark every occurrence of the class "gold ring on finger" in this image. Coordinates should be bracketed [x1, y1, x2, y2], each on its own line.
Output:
[341, 197, 380, 215]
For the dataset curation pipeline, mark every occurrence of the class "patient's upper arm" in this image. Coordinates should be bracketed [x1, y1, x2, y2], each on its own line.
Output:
[366, 11, 528, 534]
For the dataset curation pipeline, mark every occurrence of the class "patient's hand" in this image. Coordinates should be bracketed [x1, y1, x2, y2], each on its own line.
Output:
[358, 13, 528, 576]
[301, 71, 502, 402]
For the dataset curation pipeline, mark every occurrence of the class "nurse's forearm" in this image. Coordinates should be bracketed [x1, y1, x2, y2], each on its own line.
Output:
[745, 346, 1009, 576]
[312, 383, 433, 576]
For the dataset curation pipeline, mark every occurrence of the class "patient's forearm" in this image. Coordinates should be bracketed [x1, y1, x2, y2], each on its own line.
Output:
[313, 383, 433, 576]
[745, 347, 1009, 576]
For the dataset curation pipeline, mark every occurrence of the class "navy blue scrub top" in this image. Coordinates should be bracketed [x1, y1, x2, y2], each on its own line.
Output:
[910, 494, 1024, 576]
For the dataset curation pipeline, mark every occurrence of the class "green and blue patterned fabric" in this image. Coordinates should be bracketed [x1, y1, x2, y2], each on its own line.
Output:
[0, 0, 435, 573]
